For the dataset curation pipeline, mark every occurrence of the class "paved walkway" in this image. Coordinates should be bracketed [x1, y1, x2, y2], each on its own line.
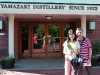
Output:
[0, 58, 100, 75]
[0, 58, 64, 70]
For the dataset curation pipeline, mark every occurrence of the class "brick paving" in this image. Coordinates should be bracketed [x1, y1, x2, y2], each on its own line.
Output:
[0, 59, 100, 75]
[0, 68, 100, 75]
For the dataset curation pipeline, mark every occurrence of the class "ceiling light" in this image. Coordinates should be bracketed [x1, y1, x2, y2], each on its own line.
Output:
[45, 16, 52, 20]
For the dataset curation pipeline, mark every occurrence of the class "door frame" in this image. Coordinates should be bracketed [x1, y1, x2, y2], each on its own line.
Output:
[31, 23, 62, 58]
[19, 23, 32, 58]
[18, 21, 76, 59]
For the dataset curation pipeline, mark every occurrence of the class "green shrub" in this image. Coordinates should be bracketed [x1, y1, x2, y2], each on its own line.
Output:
[0, 48, 2, 51]
[1, 55, 13, 61]
[91, 55, 98, 60]
[91, 55, 98, 66]
[92, 40, 100, 55]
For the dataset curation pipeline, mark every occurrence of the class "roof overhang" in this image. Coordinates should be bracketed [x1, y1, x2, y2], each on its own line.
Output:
[0, 3, 99, 19]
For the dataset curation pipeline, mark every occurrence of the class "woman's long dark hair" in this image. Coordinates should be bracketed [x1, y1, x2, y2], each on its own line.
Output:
[67, 29, 77, 43]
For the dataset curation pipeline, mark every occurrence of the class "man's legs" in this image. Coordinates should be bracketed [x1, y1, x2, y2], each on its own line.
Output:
[77, 66, 83, 75]
[85, 66, 93, 75]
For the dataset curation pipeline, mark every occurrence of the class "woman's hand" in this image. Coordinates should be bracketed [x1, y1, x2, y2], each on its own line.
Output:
[70, 50, 78, 54]
[66, 57, 70, 61]
[70, 50, 74, 54]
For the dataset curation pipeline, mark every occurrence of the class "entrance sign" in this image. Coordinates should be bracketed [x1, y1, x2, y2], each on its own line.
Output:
[0, 3, 100, 15]
[0, 3, 98, 11]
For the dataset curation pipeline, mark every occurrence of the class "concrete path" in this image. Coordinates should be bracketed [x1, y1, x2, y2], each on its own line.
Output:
[0, 58, 64, 70]
[0, 58, 100, 75]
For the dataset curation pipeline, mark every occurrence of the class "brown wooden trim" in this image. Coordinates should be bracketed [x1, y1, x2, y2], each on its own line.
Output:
[16, 18, 80, 23]
[59, 23, 62, 57]
[61, 23, 64, 57]
[28, 23, 31, 56]
[18, 23, 20, 55]
[19, 23, 22, 55]
[18, 19, 79, 59]
[45, 23, 48, 58]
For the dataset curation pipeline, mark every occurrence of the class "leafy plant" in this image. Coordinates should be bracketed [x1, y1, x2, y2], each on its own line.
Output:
[1, 55, 13, 61]
[0, 48, 2, 51]
[92, 40, 100, 55]
[91, 55, 98, 60]
[91, 55, 98, 66]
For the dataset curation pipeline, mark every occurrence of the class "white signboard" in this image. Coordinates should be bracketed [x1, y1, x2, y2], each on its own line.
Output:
[0, 3, 99, 11]
[89, 22, 96, 30]
[0, 3, 100, 15]
[0, 20, 3, 29]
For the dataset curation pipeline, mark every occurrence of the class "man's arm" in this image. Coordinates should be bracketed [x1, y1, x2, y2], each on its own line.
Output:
[89, 48, 92, 60]
[86, 38, 92, 59]
[85, 48, 92, 65]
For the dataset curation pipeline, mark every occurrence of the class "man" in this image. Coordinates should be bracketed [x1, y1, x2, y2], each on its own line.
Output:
[33, 34, 38, 48]
[76, 28, 93, 75]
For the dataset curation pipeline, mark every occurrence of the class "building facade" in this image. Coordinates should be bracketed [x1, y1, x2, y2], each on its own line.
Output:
[0, 2, 100, 60]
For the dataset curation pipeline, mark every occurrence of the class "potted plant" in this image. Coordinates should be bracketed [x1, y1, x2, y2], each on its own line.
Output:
[91, 55, 98, 67]
[92, 40, 100, 66]
[92, 40, 100, 55]
[1, 55, 15, 69]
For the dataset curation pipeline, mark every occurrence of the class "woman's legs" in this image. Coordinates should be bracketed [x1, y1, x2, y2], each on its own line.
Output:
[65, 59, 71, 75]
[70, 66, 74, 75]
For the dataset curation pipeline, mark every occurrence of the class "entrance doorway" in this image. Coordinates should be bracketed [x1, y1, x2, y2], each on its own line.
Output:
[19, 22, 76, 58]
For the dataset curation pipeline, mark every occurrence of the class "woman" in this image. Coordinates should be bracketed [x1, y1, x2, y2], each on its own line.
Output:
[43, 36, 46, 49]
[63, 29, 80, 75]
[48, 34, 54, 51]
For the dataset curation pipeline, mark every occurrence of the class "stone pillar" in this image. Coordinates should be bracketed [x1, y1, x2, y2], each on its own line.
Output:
[8, 15, 14, 57]
[81, 15, 86, 37]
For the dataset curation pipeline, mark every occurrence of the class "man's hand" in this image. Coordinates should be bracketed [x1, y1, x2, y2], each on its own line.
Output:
[86, 59, 91, 65]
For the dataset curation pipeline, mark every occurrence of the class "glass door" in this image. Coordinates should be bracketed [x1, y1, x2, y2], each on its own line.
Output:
[32, 23, 61, 58]
[32, 24, 46, 58]
[46, 24, 61, 58]
[19, 23, 71, 58]
[19, 23, 30, 58]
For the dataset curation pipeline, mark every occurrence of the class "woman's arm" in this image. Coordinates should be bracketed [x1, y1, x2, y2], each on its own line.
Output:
[63, 46, 71, 55]
[63, 46, 68, 55]
[63, 41, 72, 55]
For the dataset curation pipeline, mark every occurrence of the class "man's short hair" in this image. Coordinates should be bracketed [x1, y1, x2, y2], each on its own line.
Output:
[76, 28, 83, 34]
[76, 28, 83, 32]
